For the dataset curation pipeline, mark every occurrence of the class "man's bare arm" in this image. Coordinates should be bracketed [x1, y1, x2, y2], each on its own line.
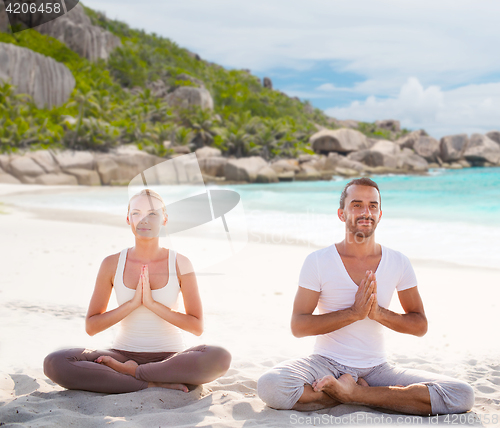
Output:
[291, 271, 376, 338]
[368, 286, 427, 337]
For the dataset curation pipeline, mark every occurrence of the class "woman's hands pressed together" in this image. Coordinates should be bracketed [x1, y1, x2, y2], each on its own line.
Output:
[130, 264, 156, 310]
[140, 265, 155, 309]
[130, 268, 144, 310]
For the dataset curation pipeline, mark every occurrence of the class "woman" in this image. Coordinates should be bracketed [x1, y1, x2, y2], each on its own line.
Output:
[44, 189, 231, 393]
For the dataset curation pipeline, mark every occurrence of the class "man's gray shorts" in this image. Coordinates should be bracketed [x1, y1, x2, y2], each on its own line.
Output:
[257, 354, 474, 414]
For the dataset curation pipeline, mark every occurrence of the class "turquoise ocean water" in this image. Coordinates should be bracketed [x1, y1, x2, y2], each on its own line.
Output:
[230, 167, 500, 224]
[2, 167, 500, 269]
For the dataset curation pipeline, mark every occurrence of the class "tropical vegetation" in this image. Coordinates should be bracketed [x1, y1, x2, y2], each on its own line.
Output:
[0, 5, 407, 157]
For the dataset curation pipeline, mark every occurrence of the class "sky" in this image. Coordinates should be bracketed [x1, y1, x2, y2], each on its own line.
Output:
[82, 0, 500, 138]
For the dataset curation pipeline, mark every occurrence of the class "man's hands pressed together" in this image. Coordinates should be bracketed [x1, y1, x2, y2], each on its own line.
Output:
[351, 270, 381, 321]
[367, 277, 382, 321]
[350, 269, 427, 337]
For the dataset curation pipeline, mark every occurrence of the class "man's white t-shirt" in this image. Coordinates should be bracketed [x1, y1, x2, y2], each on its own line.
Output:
[298, 244, 417, 368]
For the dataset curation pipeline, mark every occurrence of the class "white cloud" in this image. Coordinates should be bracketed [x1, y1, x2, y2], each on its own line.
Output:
[82, 0, 500, 135]
[325, 78, 443, 128]
[314, 83, 355, 94]
[83, 0, 500, 88]
[325, 78, 500, 138]
[315, 83, 337, 92]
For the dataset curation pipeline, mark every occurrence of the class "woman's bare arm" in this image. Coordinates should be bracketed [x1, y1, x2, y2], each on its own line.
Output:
[85, 255, 142, 336]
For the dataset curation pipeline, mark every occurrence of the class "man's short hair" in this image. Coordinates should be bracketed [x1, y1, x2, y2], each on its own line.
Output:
[339, 178, 381, 209]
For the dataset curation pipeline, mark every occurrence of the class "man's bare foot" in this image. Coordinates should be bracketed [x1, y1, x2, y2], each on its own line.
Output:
[357, 377, 369, 387]
[95, 356, 138, 377]
[312, 373, 359, 403]
[311, 376, 368, 392]
[292, 384, 341, 411]
[148, 382, 189, 393]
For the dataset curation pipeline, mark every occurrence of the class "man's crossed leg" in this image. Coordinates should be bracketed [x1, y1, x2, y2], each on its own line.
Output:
[257, 355, 474, 415]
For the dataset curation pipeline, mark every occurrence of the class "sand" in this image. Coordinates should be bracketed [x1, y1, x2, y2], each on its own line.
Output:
[0, 183, 499, 427]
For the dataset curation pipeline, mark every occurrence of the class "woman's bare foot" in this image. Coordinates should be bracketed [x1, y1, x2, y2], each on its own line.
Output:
[95, 356, 138, 377]
[148, 382, 189, 393]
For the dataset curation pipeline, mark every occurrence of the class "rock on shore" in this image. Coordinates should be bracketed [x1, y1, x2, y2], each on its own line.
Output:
[165, 86, 214, 111]
[36, 4, 121, 61]
[0, 2, 8, 33]
[0, 42, 75, 108]
[0, 146, 159, 185]
[2, 127, 500, 186]
[464, 134, 500, 165]
[440, 134, 469, 162]
[310, 128, 369, 154]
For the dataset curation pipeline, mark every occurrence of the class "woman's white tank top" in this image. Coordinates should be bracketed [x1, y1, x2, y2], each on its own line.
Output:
[112, 248, 185, 352]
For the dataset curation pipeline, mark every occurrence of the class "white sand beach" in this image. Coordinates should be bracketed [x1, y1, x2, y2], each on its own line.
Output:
[0, 183, 499, 427]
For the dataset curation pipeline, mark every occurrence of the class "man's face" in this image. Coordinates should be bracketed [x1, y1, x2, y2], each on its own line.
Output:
[339, 185, 382, 239]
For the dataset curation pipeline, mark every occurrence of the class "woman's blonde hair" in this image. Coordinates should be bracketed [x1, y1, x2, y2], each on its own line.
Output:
[127, 189, 167, 217]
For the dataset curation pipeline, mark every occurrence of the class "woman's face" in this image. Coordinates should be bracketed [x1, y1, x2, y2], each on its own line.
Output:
[127, 195, 166, 238]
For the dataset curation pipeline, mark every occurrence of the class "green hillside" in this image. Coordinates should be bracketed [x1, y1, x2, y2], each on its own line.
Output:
[0, 4, 402, 157]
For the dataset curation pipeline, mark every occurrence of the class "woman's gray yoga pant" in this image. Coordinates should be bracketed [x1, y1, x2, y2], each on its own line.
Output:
[257, 354, 474, 414]
[44, 345, 231, 393]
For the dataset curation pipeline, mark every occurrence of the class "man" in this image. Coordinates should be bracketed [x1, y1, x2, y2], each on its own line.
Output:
[257, 178, 474, 415]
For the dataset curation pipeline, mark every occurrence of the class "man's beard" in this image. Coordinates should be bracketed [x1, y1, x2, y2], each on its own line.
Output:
[346, 216, 378, 239]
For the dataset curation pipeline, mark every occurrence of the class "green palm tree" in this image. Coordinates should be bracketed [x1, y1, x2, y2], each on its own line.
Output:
[179, 107, 217, 147]
[0, 82, 58, 150]
[173, 126, 194, 146]
[226, 128, 251, 158]
[76, 117, 119, 151]
[0, 82, 31, 121]
[255, 126, 278, 160]
[66, 89, 100, 148]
